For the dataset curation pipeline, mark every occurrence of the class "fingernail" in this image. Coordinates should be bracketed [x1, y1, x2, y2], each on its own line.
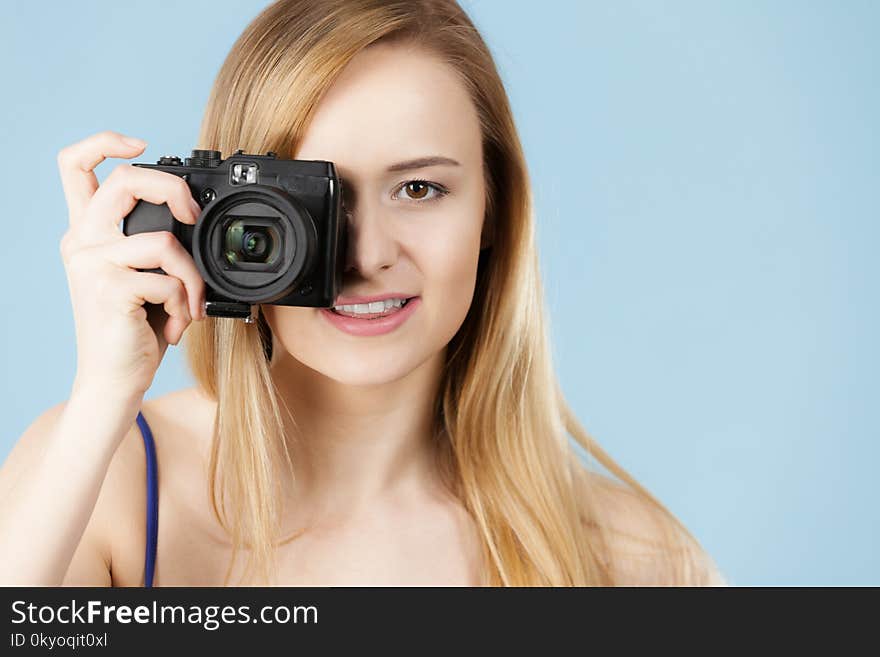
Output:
[121, 135, 147, 149]
[190, 198, 202, 219]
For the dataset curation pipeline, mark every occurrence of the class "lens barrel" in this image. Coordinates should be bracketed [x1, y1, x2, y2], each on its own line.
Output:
[192, 185, 318, 303]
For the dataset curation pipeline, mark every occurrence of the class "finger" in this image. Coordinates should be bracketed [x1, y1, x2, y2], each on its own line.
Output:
[82, 164, 200, 240]
[101, 231, 206, 320]
[118, 270, 192, 345]
[57, 131, 147, 223]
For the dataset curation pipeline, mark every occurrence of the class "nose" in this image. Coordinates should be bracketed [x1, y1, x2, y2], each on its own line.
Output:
[341, 199, 399, 278]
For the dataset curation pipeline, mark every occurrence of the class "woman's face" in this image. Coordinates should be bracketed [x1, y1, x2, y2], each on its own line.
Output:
[263, 42, 487, 385]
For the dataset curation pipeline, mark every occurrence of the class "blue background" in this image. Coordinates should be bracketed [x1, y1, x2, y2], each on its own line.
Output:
[1, 1, 877, 586]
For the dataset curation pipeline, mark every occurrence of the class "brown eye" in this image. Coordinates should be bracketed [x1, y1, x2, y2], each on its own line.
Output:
[394, 180, 448, 203]
[406, 181, 429, 199]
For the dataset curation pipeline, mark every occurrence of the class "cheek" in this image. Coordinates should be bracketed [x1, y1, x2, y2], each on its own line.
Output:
[262, 305, 316, 364]
[419, 228, 481, 322]
[398, 201, 483, 341]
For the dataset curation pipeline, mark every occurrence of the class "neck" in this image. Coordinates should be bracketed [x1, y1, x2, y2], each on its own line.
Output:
[268, 347, 448, 522]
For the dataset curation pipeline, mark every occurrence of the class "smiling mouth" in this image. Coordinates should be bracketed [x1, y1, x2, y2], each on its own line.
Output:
[329, 297, 415, 319]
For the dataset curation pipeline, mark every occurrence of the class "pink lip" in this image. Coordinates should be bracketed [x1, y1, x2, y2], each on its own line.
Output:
[320, 297, 421, 337]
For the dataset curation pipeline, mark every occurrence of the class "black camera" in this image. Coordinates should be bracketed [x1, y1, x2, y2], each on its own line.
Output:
[122, 149, 346, 320]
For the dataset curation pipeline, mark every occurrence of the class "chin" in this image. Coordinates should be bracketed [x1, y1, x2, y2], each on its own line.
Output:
[318, 349, 424, 386]
[265, 305, 445, 386]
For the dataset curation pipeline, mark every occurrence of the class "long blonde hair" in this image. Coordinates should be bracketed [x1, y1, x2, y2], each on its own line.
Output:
[185, 0, 724, 586]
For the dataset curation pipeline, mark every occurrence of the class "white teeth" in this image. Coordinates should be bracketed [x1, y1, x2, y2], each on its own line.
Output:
[333, 297, 408, 315]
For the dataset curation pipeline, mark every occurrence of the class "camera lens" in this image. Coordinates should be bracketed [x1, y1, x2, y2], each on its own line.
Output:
[224, 220, 280, 265]
[191, 184, 319, 304]
[243, 231, 268, 258]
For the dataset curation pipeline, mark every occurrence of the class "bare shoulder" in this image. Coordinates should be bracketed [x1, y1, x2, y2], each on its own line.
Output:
[3, 387, 215, 585]
[579, 469, 728, 586]
[105, 386, 219, 584]
[1, 399, 147, 517]
[3, 398, 152, 585]
[101, 388, 213, 512]
[58, 386, 211, 586]
[139, 385, 217, 468]
[141, 385, 216, 423]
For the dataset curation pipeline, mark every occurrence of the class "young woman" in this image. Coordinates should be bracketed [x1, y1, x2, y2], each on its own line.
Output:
[0, 0, 726, 586]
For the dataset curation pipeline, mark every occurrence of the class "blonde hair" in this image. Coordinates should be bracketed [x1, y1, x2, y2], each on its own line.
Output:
[185, 0, 725, 586]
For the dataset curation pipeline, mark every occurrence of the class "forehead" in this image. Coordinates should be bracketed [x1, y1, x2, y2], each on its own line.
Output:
[295, 42, 481, 170]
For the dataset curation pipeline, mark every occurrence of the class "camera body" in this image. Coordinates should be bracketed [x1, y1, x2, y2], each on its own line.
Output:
[123, 149, 346, 320]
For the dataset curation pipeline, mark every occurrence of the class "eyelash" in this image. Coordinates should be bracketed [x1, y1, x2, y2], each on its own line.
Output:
[392, 179, 449, 204]
[341, 179, 448, 211]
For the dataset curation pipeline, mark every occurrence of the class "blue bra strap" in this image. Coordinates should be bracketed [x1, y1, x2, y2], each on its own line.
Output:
[135, 411, 159, 588]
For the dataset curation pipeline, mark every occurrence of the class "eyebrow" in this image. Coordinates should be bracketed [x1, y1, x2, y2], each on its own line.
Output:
[385, 156, 461, 173]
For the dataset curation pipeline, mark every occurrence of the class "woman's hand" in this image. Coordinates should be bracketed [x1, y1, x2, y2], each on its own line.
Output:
[56, 130, 206, 403]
